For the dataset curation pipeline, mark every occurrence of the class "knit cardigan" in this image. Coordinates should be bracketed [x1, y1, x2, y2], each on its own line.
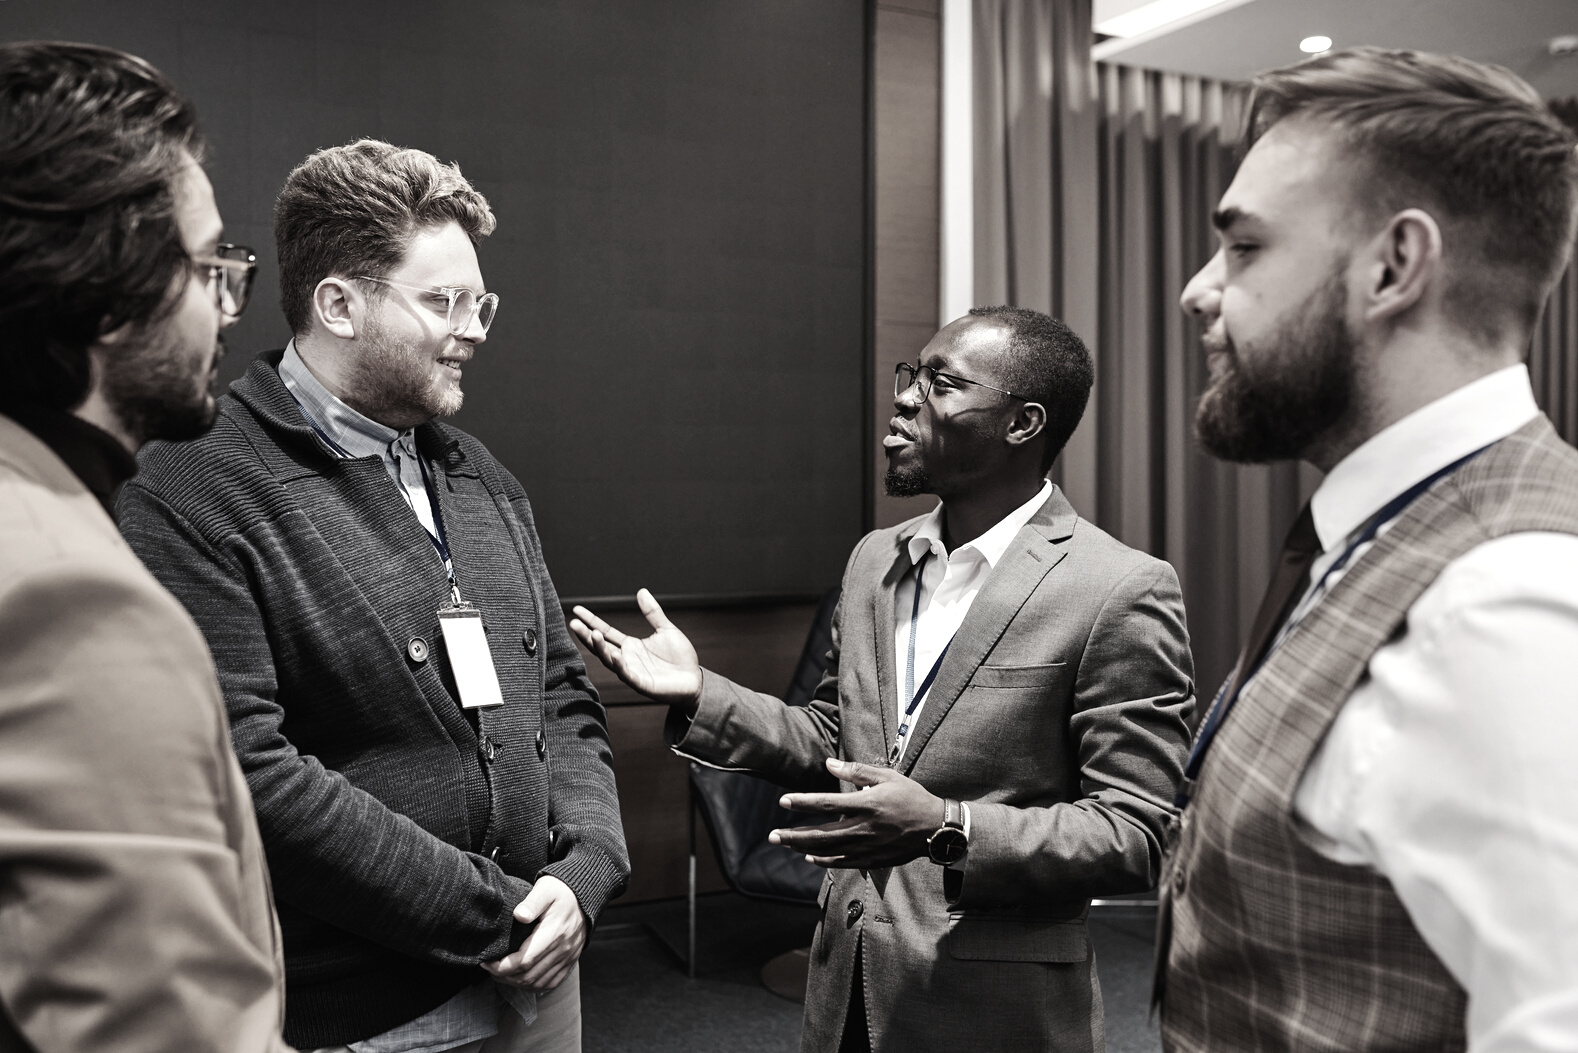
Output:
[118, 351, 629, 1048]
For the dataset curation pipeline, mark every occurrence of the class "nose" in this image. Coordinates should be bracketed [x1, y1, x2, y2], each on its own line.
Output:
[458, 306, 488, 346]
[894, 375, 924, 414]
[1180, 248, 1225, 323]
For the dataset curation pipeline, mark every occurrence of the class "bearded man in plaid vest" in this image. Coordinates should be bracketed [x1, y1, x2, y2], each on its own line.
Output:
[1160, 47, 1578, 1051]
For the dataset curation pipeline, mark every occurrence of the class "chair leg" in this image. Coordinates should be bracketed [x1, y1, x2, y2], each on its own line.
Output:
[687, 776, 697, 979]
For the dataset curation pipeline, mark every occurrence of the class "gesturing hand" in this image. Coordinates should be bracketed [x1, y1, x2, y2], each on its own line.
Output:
[569, 589, 703, 710]
[482, 875, 586, 992]
[769, 758, 946, 869]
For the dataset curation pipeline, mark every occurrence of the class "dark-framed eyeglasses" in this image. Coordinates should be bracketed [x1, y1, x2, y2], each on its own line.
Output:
[895, 361, 1028, 404]
[354, 275, 499, 337]
[192, 243, 256, 319]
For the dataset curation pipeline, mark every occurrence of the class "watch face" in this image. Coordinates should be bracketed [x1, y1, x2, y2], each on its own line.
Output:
[928, 826, 968, 865]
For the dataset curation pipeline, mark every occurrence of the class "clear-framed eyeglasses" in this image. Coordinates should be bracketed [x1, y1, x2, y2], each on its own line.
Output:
[192, 243, 256, 319]
[355, 275, 499, 337]
[894, 361, 1027, 404]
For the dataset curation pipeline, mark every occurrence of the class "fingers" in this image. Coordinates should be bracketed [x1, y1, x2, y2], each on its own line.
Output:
[826, 757, 895, 786]
[780, 791, 862, 815]
[769, 817, 862, 851]
[570, 606, 628, 647]
[635, 588, 677, 632]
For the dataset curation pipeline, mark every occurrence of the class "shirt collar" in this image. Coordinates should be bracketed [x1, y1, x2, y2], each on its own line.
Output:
[1310, 363, 1539, 551]
[907, 480, 1054, 567]
[279, 339, 411, 459]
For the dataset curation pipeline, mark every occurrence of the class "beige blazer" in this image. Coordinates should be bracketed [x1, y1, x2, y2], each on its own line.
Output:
[0, 414, 289, 1052]
[673, 487, 1195, 1053]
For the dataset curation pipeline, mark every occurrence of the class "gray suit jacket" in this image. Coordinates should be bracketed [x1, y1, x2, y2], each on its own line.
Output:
[671, 487, 1195, 1053]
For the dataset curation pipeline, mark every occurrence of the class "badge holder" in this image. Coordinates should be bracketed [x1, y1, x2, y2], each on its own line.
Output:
[439, 597, 505, 710]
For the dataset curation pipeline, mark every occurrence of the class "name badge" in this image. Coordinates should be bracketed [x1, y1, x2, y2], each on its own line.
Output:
[438, 604, 505, 709]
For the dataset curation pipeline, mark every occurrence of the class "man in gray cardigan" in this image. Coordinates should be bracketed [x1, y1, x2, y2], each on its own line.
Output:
[573, 307, 1194, 1052]
[120, 140, 628, 1052]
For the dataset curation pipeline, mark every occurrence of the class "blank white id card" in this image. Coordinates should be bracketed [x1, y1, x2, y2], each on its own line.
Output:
[438, 606, 505, 709]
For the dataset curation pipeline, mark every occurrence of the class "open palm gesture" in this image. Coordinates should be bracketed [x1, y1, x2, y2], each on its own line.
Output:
[569, 589, 702, 707]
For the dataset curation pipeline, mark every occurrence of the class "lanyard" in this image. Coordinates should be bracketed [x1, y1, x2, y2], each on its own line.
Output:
[288, 389, 459, 601]
[1177, 442, 1491, 807]
[890, 552, 955, 765]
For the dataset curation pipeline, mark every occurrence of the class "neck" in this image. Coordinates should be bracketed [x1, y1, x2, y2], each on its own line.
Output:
[293, 333, 360, 407]
[937, 473, 1045, 552]
[1304, 325, 1522, 473]
[71, 390, 138, 455]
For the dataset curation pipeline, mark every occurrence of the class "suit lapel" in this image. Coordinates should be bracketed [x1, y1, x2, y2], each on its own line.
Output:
[871, 535, 914, 760]
[897, 488, 1077, 775]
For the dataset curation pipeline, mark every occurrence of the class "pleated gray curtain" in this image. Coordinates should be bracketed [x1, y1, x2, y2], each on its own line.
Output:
[1532, 243, 1578, 444]
[973, 0, 1314, 698]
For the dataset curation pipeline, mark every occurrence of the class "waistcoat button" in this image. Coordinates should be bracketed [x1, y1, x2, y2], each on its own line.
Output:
[523, 628, 538, 655]
[407, 636, 429, 663]
[846, 900, 863, 928]
[1173, 866, 1187, 897]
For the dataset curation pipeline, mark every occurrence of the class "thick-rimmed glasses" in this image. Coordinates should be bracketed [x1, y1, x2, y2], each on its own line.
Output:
[895, 361, 1028, 404]
[193, 243, 256, 319]
[355, 275, 499, 337]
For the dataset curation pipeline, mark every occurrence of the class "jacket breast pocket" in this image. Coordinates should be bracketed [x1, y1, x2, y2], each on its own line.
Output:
[946, 914, 1089, 962]
[970, 661, 1066, 690]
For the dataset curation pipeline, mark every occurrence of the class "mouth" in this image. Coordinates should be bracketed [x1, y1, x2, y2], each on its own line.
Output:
[883, 418, 917, 451]
[437, 352, 470, 379]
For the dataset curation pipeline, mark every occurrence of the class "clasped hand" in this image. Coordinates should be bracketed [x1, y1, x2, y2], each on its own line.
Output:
[772, 758, 945, 869]
[482, 874, 584, 991]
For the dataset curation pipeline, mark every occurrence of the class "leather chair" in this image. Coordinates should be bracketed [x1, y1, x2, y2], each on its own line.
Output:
[680, 586, 839, 978]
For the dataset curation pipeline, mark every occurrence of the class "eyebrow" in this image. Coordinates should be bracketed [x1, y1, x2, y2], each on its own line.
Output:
[1211, 206, 1255, 231]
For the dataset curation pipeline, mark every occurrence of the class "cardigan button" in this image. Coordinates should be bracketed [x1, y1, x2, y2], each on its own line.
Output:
[523, 628, 538, 656]
[407, 636, 429, 663]
[535, 726, 547, 760]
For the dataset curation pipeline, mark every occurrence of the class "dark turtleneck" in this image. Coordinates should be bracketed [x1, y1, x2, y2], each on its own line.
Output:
[6, 406, 137, 517]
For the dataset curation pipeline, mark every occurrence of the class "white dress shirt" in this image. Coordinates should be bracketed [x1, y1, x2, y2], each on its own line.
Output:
[1284, 365, 1578, 1053]
[892, 480, 1053, 764]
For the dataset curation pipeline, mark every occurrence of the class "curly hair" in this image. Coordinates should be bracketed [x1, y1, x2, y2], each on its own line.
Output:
[274, 139, 496, 336]
[0, 41, 205, 415]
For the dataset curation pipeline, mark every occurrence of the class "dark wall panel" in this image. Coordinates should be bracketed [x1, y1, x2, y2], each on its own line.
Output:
[1, 0, 868, 598]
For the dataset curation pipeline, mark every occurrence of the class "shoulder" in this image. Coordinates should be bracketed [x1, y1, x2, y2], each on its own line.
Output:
[1059, 514, 1177, 589]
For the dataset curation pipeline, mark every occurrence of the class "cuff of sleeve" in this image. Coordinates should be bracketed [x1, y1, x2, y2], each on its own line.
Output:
[538, 847, 629, 926]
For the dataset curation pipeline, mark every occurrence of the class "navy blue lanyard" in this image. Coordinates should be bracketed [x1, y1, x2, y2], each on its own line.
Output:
[288, 389, 456, 591]
[891, 552, 955, 763]
[1178, 442, 1491, 806]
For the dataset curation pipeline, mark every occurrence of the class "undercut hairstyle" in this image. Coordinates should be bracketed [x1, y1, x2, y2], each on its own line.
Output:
[275, 139, 496, 336]
[1245, 47, 1578, 342]
[0, 41, 204, 415]
[967, 305, 1095, 472]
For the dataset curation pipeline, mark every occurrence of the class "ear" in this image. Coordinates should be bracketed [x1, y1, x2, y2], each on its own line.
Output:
[1004, 401, 1048, 450]
[313, 277, 360, 340]
[1360, 207, 1443, 325]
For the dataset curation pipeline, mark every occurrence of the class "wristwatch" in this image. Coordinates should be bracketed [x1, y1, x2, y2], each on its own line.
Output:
[926, 797, 968, 866]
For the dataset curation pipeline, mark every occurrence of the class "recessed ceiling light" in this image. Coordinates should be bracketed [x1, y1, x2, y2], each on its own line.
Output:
[1094, 0, 1244, 39]
[1300, 35, 1333, 53]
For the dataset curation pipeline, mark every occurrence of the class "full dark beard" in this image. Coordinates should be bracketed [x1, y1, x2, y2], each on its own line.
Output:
[1194, 275, 1357, 463]
[884, 461, 932, 497]
[100, 334, 223, 445]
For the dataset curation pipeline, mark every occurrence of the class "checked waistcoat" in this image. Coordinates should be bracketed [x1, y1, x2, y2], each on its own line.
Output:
[1162, 416, 1578, 1053]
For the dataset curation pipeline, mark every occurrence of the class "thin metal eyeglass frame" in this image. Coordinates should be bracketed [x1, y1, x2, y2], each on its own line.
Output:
[894, 361, 1029, 404]
[193, 243, 256, 319]
[354, 275, 499, 336]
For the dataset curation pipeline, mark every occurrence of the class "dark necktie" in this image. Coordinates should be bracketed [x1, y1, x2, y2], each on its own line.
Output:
[1234, 502, 1322, 689]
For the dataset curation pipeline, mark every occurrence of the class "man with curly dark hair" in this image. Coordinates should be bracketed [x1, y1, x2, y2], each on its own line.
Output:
[0, 40, 287, 1053]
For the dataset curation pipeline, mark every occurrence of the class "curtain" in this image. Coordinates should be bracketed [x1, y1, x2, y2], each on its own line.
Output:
[973, 0, 1314, 697]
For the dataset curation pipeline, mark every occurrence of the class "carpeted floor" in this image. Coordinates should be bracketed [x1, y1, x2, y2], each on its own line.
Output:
[581, 893, 1161, 1053]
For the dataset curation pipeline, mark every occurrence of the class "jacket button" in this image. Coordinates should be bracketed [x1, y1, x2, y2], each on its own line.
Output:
[535, 726, 547, 760]
[407, 636, 429, 663]
[846, 899, 863, 928]
[523, 628, 538, 655]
